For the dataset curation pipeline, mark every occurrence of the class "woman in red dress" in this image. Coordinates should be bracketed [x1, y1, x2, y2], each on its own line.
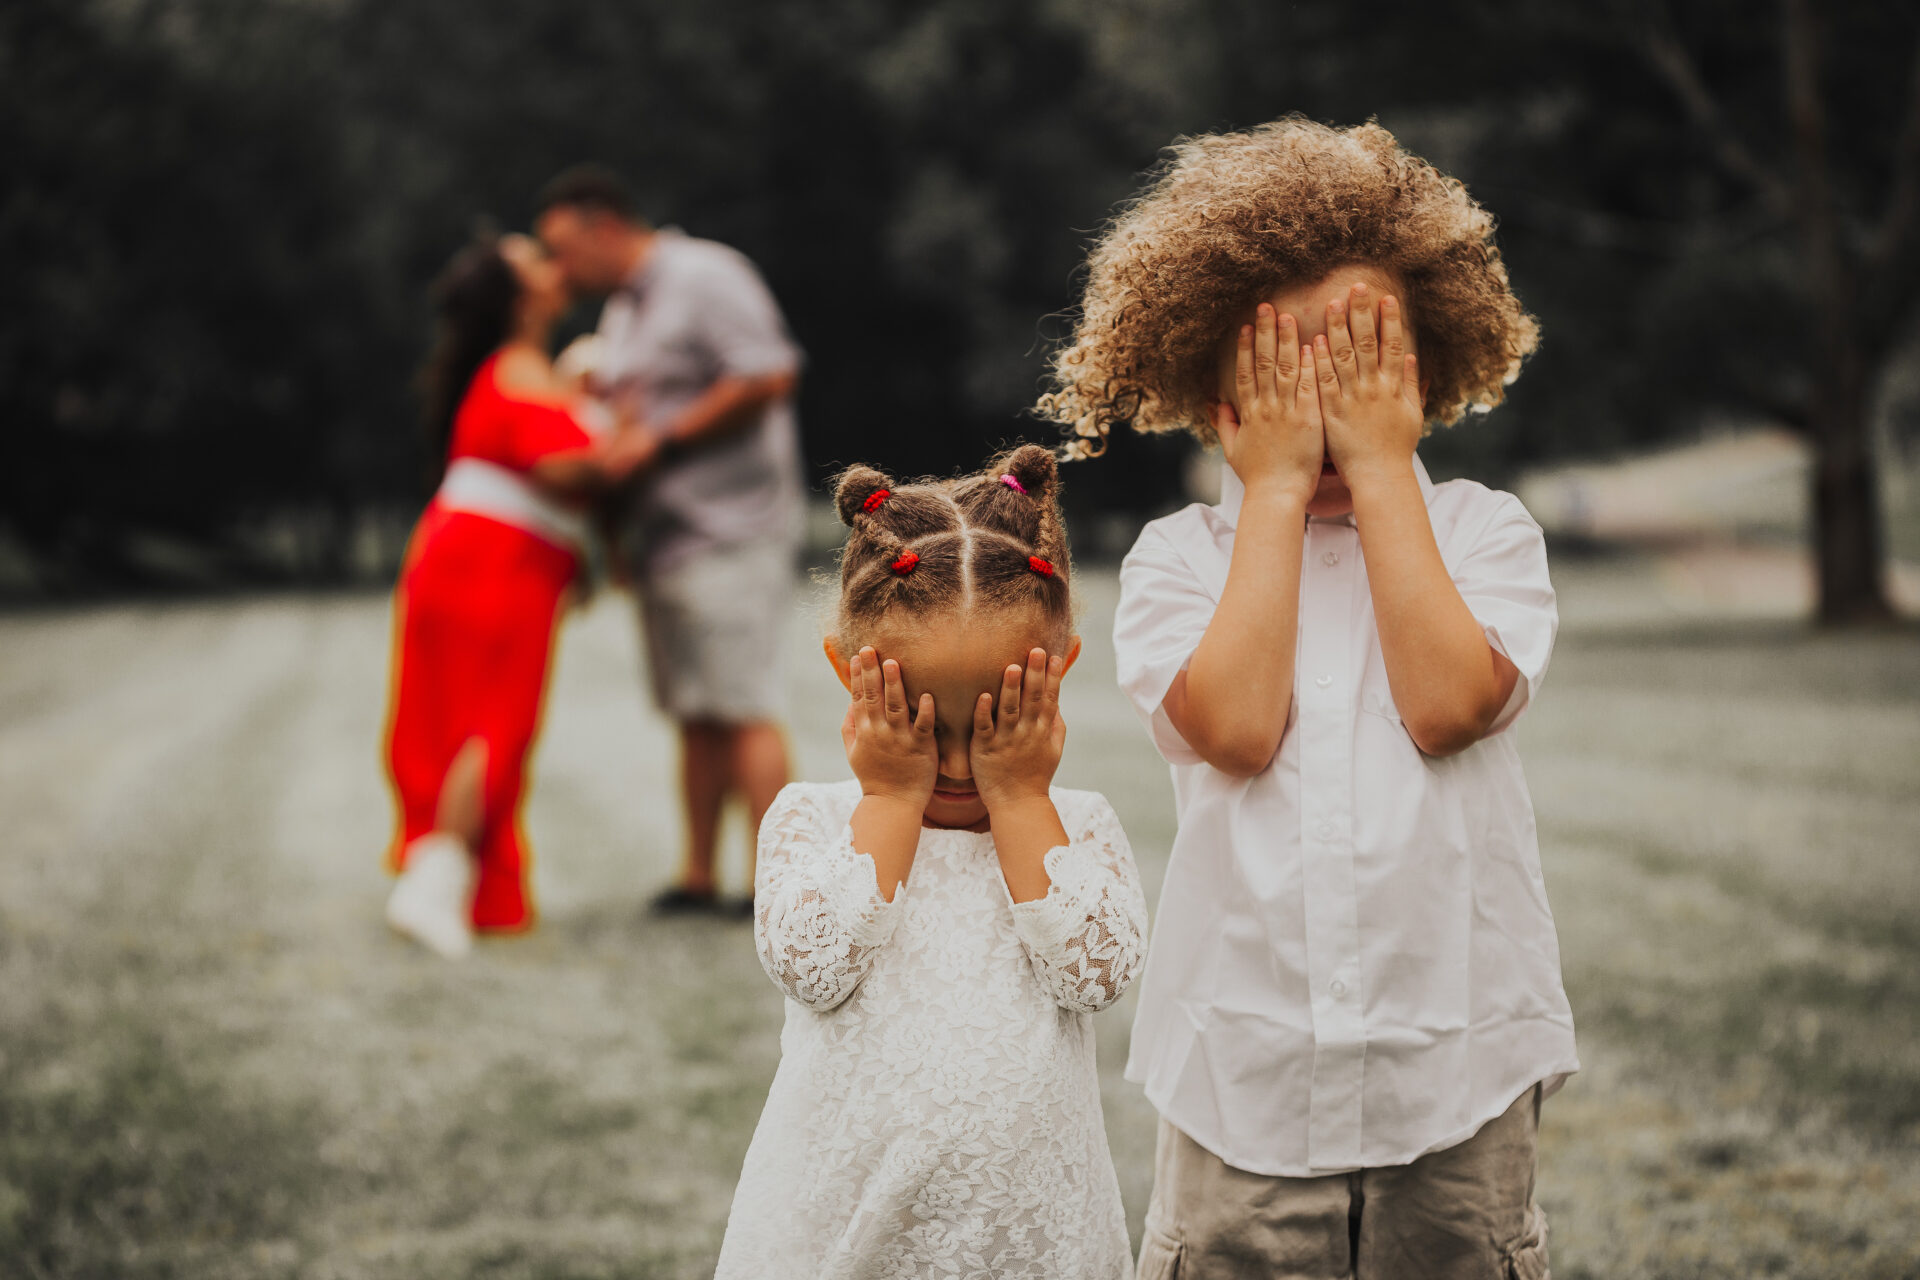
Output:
[383, 233, 653, 958]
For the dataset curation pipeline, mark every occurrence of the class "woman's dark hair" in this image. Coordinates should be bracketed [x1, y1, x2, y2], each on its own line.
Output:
[417, 235, 518, 481]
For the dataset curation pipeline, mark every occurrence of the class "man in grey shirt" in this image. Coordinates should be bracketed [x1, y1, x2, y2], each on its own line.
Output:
[536, 166, 803, 915]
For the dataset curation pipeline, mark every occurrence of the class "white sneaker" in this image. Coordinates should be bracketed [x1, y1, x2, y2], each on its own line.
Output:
[386, 833, 476, 959]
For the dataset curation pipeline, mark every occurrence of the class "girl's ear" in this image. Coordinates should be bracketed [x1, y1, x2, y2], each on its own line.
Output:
[822, 635, 854, 692]
[1058, 635, 1083, 677]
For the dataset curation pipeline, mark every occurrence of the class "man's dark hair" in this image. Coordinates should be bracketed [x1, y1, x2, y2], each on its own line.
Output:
[536, 164, 644, 223]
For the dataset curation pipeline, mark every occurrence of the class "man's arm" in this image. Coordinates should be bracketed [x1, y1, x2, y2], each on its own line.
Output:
[660, 368, 798, 451]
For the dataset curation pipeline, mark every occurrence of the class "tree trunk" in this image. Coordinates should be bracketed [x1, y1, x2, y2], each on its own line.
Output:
[1786, 0, 1896, 625]
[1809, 350, 1895, 624]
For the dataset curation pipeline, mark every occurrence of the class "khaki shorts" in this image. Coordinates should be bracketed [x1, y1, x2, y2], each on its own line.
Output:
[636, 540, 796, 724]
[1138, 1087, 1549, 1280]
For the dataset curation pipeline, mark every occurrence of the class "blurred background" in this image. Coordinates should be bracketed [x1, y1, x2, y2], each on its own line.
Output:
[2, 1, 1918, 1277]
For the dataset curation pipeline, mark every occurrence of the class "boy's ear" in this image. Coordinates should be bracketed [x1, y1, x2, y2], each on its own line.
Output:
[822, 635, 854, 692]
[1059, 635, 1083, 677]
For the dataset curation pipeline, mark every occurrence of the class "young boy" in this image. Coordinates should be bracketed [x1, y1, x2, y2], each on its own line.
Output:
[1041, 119, 1576, 1278]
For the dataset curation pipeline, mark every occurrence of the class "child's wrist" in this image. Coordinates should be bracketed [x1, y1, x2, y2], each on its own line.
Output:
[982, 788, 1057, 821]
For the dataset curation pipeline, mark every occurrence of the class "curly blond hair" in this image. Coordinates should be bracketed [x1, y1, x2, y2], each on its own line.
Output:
[1036, 117, 1540, 456]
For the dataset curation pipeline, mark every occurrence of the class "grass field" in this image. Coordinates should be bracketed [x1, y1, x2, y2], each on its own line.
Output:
[1, 557, 1916, 1279]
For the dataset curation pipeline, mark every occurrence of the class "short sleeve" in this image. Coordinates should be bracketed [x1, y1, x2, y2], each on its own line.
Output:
[1451, 494, 1557, 734]
[498, 398, 593, 473]
[689, 253, 803, 379]
[1113, 526, 1215, 766]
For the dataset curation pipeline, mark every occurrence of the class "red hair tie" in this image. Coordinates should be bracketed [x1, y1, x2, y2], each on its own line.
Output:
[863, 489, 890, 513]
[1028, 556, 1054, 578]
[891, 550, 920, 575]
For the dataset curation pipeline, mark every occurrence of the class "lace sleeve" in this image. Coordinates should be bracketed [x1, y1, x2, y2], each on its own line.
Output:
[754, 785, 905, 1012]
[1005, 794, 1149, 1014]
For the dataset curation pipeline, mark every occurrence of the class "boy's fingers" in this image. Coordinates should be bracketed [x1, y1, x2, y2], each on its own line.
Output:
[1275, 313, 1299, 386]
[1326, 298, 1357, 378]
[1210, 399, 1241, 453]
[1234, 324, 1255, 400]
[1296, 344, 1323, 427]
[1314, 337, 1343, 403]
[1253, 304, 1278, 386]
[1380, 294, 1405, 367]
[1348, 283, 1378, 374]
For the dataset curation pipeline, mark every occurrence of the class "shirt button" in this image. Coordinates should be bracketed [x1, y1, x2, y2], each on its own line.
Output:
[1322, 550, 1340, 567]
[1315, 674, 1333, 689]
[1330, 979, 1347, 998]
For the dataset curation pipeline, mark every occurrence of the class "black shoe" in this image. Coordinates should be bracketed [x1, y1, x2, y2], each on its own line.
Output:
[722, 895, 756, 921]
[649, 884, 719, 916]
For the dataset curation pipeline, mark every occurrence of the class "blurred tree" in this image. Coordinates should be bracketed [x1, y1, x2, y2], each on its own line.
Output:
[2, 0, 1913, 615]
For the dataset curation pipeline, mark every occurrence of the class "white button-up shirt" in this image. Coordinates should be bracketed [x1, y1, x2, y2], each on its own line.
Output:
[1114, 459, 1578, 1177]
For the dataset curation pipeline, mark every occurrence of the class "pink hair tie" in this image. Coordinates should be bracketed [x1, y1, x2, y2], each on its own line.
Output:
[999, 473, 1027, 495]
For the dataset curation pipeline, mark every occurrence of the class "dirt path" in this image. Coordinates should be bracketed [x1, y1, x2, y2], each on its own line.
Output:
[2, 569, 1917, 1278]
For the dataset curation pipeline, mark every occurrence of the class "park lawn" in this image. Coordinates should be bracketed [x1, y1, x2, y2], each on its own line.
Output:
[0, 563, 1915, 1279]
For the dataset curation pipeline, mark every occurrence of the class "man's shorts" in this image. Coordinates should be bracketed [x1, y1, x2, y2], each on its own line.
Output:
[636, 540, 797, 725]
[1136, 1086, 1550, 1280]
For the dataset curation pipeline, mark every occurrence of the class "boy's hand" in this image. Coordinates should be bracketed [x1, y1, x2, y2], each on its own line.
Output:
[1313, 284, 1424, 486]
[970, 648, 1066, 814]
[1214, 303, 1325, 504]
[841, 647, 938, 809]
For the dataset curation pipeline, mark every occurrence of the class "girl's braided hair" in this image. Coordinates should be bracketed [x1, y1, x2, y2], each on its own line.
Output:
[832, 444, 1071, 644]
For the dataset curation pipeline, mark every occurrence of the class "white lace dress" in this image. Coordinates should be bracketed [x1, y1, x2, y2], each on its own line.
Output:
[713, 780, 1149, 1280]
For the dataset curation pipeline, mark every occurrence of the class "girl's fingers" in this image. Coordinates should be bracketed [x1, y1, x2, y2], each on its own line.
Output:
[1348, 283, 1378, 376]
[881, 658, 907, 720]
[1021, 648, 1047, 718]
[1325, 297, 1357, 379]
[973, 690, 995, 739]
[998, 662, 1023, 724]
[1044, 652, 1064, 707]
[859, 647, 882, 708]
[847, 650, 863, 702]
[912, 692, 936, 737]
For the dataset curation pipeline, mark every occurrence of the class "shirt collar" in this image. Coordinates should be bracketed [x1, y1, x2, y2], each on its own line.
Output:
[613, 226, 682, 301]
[1217, 453, 1437, 529]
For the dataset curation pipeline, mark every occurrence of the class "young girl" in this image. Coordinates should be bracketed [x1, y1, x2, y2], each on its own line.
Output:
[713, 446, 1147, 1280]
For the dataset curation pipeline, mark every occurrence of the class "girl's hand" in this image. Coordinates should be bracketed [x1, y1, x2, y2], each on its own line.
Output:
[970, 648, 1066, 814]
[841, 647, 938, 809]
[1214, 303, 1325, 505]
[1313, 284, 1423, 488]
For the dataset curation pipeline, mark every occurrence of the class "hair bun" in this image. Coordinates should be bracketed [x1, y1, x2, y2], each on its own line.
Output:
[994, 444, 1060, 501]
[833, 465, 896, 526]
